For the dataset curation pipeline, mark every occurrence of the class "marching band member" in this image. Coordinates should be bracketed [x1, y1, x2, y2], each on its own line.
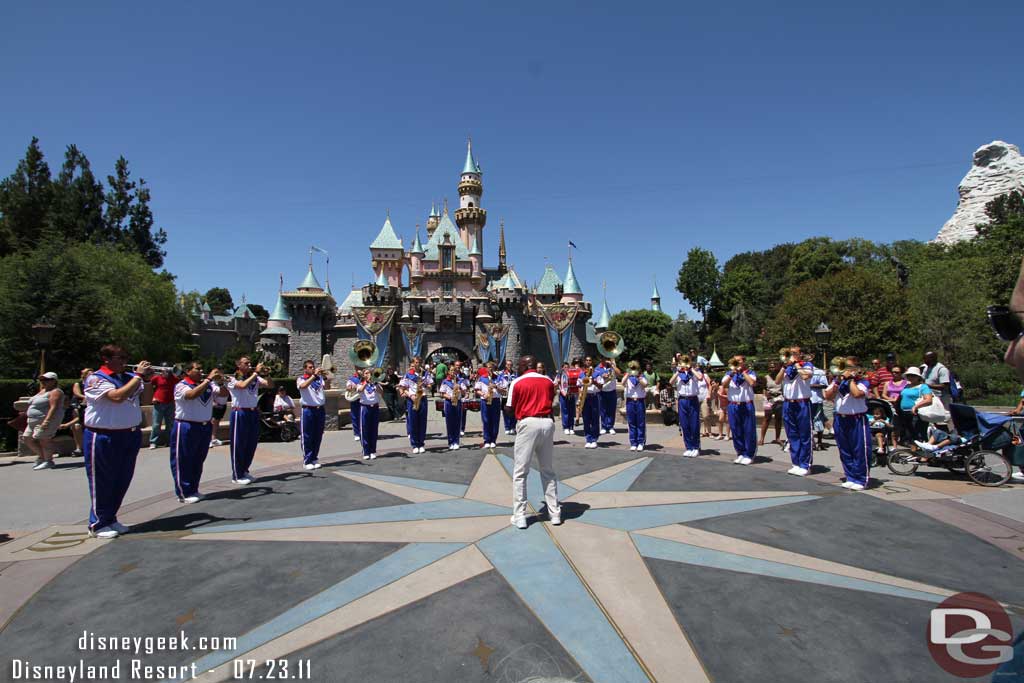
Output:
[346, 368, 363, 442]
[623, 361, 648, 451]
[497, 359, 518, 435]
[298, 359, 329, 470]
[440, 367, 463, 450]
[399, 357, 431, 453]
[776, 346, 815, 476]
[476, 363, 501, 448]
[171, 362, 226, 502]
[596, 359, 621, 434]
[824, 357, 871, 490]
[557, 362, 578, 435]
[722, 355, 757, 465]
[227, 356, 272, 485]
[454, 360, 470, 435]
[82, 345, 147, 538]
[209, 370, 228, 447]
[671, 355, 703, 457]
[358, 368, 382, 460]
[578, 356, 601, 448]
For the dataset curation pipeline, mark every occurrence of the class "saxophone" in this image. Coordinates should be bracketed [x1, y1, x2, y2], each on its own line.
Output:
[452, 380, 462, 404]
[412, 377, 424, 411]
[576, 368, 593, 419]
[486, 377, 496, 405]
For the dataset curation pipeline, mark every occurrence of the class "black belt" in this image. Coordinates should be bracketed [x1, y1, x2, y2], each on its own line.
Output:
[626, 398, 644, 402]
[86, 426, 139, 434]
[521, 414, 551, 419]
[785, 398, 811, 403]
[233, 407, 257, 412]
[303, 405, 326, 410]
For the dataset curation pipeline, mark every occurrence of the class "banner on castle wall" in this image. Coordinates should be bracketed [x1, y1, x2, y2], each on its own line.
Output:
[487, 324, 510, 365]
[353, 306, 396, 368]
[540, 304, 578, 367]
[400, 323, 424, 359]
[476, 331, 492, 362]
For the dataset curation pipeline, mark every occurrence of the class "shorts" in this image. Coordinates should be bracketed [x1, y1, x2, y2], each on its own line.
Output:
[25, 419, 58, 440]
[212, 405, 227, 420]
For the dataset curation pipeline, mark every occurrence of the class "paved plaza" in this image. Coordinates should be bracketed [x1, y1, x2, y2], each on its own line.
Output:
[1, 413, 1023, 681]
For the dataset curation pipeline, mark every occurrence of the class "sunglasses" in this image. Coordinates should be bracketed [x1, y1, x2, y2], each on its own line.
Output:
[987, 306, 1024, 342]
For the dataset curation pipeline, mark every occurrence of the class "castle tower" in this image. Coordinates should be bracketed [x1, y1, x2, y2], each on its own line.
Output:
[595, 287, 611, 331]
[455, 138, 487, 255]
[282, 264, 335, 376]
[469, 231, 482, 275]
[426, 202, 440, 239]
[651, 279, 662, 312]
[409, 228, 425, 277]
[498, 219, 507, 274]
[370, 213, 404, 288]
[561, 258, 583, 304]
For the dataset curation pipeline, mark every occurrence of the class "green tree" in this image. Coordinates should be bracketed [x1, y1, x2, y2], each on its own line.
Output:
[607, 309, 673, 366]
[47, 144, 107, 244]
[248, 303, 270, 320]
[0, 137, 53, 256]
[785, 237, 847, 288]
[719, 263, 769, 313]
[103, 156, 167, 268]
[0, 240, 188, 377]
[975, 190, 1024, 305]
[676, 247, 720, 340]
[204, 287, 234, 315]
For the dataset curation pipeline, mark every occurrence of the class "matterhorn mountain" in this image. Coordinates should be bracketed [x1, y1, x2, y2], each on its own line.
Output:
[935, 140, 1024, 244]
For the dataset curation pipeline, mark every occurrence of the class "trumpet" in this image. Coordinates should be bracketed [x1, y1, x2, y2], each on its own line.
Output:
[129, 363, 177, 374]
[779, 347, 793, 364]
[627, 360, 641, 377]
[677, 355, 692, 371]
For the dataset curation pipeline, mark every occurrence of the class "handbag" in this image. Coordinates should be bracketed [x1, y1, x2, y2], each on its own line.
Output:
[918, 394, 947, 423]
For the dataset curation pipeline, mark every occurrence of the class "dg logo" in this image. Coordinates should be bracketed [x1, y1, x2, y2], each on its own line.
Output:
[25, 530, 91, 553]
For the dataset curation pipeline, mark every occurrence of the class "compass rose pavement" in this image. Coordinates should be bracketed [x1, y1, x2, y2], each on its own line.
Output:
[1, 436, 1023, 682]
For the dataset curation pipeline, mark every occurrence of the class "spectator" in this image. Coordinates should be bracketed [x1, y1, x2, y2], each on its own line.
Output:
[1009, 389, 1024, 416]
[715, 373, 731, 441]
[643, 361, 660, 409]
[759, 360, 783, 446]
[383, 364, 403, 421]
[210, 369, 228, 447]
[808, 353, 829, 449]
[921, 351, 951, 406]
[699, 367, 716, 437]
[24, 372, 64, 470]
[688, 347, 709, 367]
[879, 366, 908, 447]
[873, 353, 896, 392]
[70, 367, 92, 457]
[273, 385, 296, 422]
[433, 360, 447, 396]
[658, 379, 677, 427]
[148, 365, 180, 450]
[899, 367, 933, 446]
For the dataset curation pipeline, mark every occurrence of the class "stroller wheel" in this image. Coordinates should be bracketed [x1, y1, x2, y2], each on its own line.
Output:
[279, 423, 299, 443]
[966, 450, 1011, 487]
[886, 448, 919, 476]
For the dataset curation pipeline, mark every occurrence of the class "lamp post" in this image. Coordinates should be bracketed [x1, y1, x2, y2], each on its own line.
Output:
[814, 322, 831, 371]
[31, 318, 56, 376]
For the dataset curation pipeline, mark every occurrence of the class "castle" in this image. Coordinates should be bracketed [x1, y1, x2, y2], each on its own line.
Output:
[258, 141, 614, 376]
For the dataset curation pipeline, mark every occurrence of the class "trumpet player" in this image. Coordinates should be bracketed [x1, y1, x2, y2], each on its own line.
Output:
[623, 361, 648, 451]
[475, 363, 501, 448]
[594, 359, 620, 435]
[82, 345, 149, 538]
[357, 368, 382, 460]
[399, 357, 432, 453]
[776, 346, 815, 476]
[227, 356, 272, 484]
[823, 356, 870, 491]
[171, 362, 227, 503]
[346, 368, 363, 443]
[578, 356, 601, 448]
[440, 367, 464, 450]
[298, 360, 330, 469]
[722, 355, 757, 465]
[497, 359, 518, 435]
[671, 355, 703, 457]
[557, 362, 579, 435]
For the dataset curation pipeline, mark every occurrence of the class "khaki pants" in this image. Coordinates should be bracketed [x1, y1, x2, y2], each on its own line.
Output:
[512, 416, 559, 521]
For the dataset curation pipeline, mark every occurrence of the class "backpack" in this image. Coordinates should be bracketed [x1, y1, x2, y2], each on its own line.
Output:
[948, 370, 964, 403]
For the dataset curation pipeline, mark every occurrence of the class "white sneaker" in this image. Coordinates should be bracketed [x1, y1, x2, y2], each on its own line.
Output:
[787, 466, 799, 475]
[370, 453, 377, 460]
[148, 444, 157, 450]
[586, 442, 597, 449]
[313, 462, 322, 469]
[111, 522, 131, 534]
[364, 454, 372, 459]
[630, 445, 637, 451]
[454, 443, 461, 450]
[461, 431, 466, 436]
[32, 460, 54, 470]
[210, 438, 222, 447]
[637, 445, 644, 452]
[848, 483, 865, 491]
[609, 429, 616, 435]
[513, 516, 528, 529]
[304, 463, 316, 470]
[549, 513, 562, 526]
[600, 429, 608, 435]
[90, 526, 118, 539]
[354, 435, 360, 441]
[734, 456, 743, 464]
[739, 457, 753, 465]
[841, 481, 854, 489]
[792, 467, 808, 477]
[1012, 472, 1024, 481]
[684, 450, 697, 458]
[182, 495, 202, 504]
[233, 478, 252, 485]
[449, 445, 457, 451]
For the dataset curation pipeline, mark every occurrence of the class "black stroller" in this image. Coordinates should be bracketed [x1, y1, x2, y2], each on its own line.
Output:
[866, 398, 896, 467]
[257, 392, 299, 443]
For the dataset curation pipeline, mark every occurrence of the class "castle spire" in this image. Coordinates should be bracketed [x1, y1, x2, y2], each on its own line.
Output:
[498, 218, 507, 273]
[462, 137, 481, 175]
[651, 278, 662, 312]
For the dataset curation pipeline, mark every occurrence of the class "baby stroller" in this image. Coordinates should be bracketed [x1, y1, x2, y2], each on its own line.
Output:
[866, 398, 896, 467]
[257, 392, 299, 443]
[886, 403, 1016, 486]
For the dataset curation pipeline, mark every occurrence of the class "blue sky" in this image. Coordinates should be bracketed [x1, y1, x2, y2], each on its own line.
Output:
[3, 1, 1022, 317]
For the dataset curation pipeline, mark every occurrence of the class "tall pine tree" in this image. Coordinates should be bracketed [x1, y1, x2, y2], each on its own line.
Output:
[104, 156, 166, 267]
[0, 137, 53, 255]
[47, 144, 107, 243]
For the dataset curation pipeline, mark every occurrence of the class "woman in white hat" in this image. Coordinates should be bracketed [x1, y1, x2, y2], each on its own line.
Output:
[25, 372, 64, 470]
[898, 366, 932, 447]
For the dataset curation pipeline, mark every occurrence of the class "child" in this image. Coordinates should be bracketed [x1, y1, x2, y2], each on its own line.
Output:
[273, 386, 296, 422]
[869, 406, 892, 455]
[658, 379, 677, 427]
[914, 424, 960, 458]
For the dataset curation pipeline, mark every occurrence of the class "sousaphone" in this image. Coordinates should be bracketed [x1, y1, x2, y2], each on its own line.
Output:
[349, 340, 379, 368]
[597, 330, 625, 359]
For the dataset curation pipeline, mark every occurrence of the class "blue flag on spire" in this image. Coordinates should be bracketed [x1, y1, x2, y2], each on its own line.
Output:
[568, 240, 579, 250]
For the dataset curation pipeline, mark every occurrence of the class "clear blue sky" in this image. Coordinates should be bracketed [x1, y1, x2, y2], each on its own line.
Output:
[3, 1, 1022, 318]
